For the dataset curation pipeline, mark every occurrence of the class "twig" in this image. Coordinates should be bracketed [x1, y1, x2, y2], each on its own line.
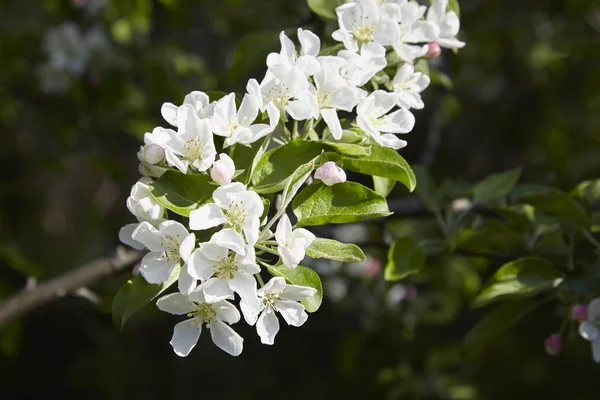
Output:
[0, 248, 143, 329]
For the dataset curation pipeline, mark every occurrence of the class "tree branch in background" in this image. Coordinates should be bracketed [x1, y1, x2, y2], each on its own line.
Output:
[0, 248, 143, 329]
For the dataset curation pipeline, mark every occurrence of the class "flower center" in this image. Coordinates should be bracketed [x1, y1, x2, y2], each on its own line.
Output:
[187, 302, 217, 327]
[316, 89, 331, 109]
[163, 235, 181, 261]
[352, 24, 375, 45]
[183, 138, 204, 160]
[266, 84, 290, 109]
[367, 111, 388, 128]
[226, 201, 246, 231]
[214, 254, 238, 280]
[263, 292, 281, 310]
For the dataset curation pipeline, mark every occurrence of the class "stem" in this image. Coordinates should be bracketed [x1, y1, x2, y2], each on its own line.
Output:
[255, 273, 265, 287]
[255, 244, 279, 256]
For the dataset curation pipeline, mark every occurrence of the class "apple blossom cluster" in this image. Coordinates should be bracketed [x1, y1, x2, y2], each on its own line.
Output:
[117, 0, 464, 357]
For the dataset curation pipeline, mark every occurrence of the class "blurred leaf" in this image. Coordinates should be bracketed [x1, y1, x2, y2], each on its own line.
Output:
[267, 264, 323, 312]
[149, 170, 214, 217]
[413, 165, 443, 213]
[572, 179, 600, 207]
[385, 236, 426, 281]
[472, 257, 563, 308]
[306, 238, 366, 262]
[230, 136, 271, 184]
[0, 242, 42, 277]
[456, 220, 525, 254]
[293, 181, 391, 227]
[429, 68, 453, 89]
[0, 321, 22, 357]
[512, 185, 589, 227]
[112, 265, 180, 330]
[307, 0, 342, 20]
[473, 168, 521, 204]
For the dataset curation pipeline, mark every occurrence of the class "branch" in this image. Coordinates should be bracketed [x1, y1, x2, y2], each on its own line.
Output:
[0, 248, 143, 329]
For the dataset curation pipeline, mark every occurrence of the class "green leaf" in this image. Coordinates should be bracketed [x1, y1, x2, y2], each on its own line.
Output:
[464, 298, 547, 349]
[429, 68, 453, 89]
[266, 264, 323, 312]
[413, 165, 443, 213]
[319, 43, 345, 56]
[473, 168, 521, 204]
[306, 238, 366, 262]
[384, 237, 426, 281]
[572, 179, 600, 207]
[340, 143, 416, 192]
[252, 140, 324, 193]
[230, 136, 270, 184]
[512, 185, 589, 228]
[149, 170, 214, 217]
[112, 265, 180, 330]
[373, 176, 396, 197]
[307, 0, 342, 20]
[472, 257, 563, 308]
[293, 181, 391, 227]
[448, 0, 460, 18]
[323, 142, 371, 156]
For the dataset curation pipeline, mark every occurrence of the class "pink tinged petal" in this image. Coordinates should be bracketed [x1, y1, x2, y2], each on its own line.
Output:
[189, 204, 226, 231]
[156, 293, 195, 315]
[256, 309, 280, 345]
[279, 245, 302, 269]
[240, 300, 261, 325]
[171, 319, 201, 357]
[589, 299, 600, 319]
[314, 162, 346, 186]
[139, 253, 177, 284]
[202, 278, 235, 303]
[579, 321, 600, 341]
[178, 264, 197, 295]
[321, 108, 343, 140]
[593, 340, 600, 363]
[275, 215, 293, 246]
[211, 153, 236, 185]
[229, 272, 260, 310]
[161, 102, 179, 126]
[258, 277, 287, 297]
[212, 228, 246, 255]
[275, 299, 308, 327]
[179, 233, 196, 262]
[132, 222, 165, 252]
[119, 223, 146, 250]
[187, 250, 215, 281]
[374, 133, 407, 150]
[213, 301, 241, 325]
[165, 148, 188, 173]
[281, 284, 317, 301]
[210, 319, 243, 356]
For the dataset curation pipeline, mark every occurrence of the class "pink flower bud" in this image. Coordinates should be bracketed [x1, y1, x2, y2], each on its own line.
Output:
[571, 304, 589, 322]
[132, 261, 142, 276]
[210, 153, 236, 185]
[425, 42, 442, 59]
[314, 162, 346, 186]
[544, 334, 562, 356]
[144, 144, 165, 165]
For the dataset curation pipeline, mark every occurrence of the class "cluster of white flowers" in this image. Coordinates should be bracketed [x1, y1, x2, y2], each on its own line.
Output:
[119, 0, 464, 357]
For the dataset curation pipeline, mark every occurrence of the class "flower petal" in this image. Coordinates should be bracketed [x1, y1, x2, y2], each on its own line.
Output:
[119, 223, 146, 250]
[275, 214, 293, 246]
[189, 203, 226, 231]
[240, 300, 262, 325]
[132, 221, 165, 252]
[230, 272, 260, 310]
[588, 299, 600, 319]
[275, 299, 308, 327]
[161, 102, 179, 127]
[212, 228, 246, 255]
[210, 319, 243, 356]
[322, 108, 343, 140]
[214, 301, 241, 325]
[202, 278, 235, 303]
[281, 284, 317, 301]
[256, 308, 280, 345]
[156, 293, 195, 315]
[579, 321, 600, 342]
[170, 319, 201, 357]
[187, 249, 215, 281]
[179, 233, 196, 262]
[178, 263, 197, 295]
[139, 253, 176, 284]
[593, 340, 600, 363]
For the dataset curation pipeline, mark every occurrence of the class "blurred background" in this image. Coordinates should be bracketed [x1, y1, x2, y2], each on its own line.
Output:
[1, 0, 600, 398]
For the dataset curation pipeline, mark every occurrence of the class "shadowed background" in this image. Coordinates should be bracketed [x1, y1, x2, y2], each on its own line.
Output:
[1, 0, 600, 398]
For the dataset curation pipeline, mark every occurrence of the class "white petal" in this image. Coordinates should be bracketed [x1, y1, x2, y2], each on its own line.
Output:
[298, 28, 320, 57]
[242, 216, 261, 247]
[579, 321, 600, 341]
[382, 109, 415, 133]
[170, 319, 201, 357]
[189, 203, 226, 231]
[139, 253, 176, 284]
[279, 245, 302, 269]
[119, 223, 146, 250]
[156, 293, 195, 315]
[258, 277, 286, 297]
[178, 264, 197, 295]
[373, 133, 407, 150]
[275, 215, 293, 246]
[229, 272, 260, 310]
[187, 249, 215, 281]
[240, 300, 262, 325]
[593, 340, 600, 363]
[210, 319, 243, 356]
[373, 19, 400, 46]
[437, 37, 466, 49]
[159, 220, 189, 243]
[212, 182, 246, 208]
[212, 228, 246, 255]
[179, 233, 196, 262]
[236, 246, 261, 274]
[281, 284, 317, 301]
[237, 93, 259, 124]
[214, 301, 241, 325]
[202, 278, 235, 303]
[256, 309, 280, 345]
[322, 108, 343, 140]
[275, 299, 308, 327]
[161, 102, 179, 127]
[183, 91, 210, 115]
[132, 221, 165, 252]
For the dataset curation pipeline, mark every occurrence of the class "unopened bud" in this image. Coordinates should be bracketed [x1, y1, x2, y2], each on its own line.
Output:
[451, 198, 472, 213]
[132, 261, 142, 276]
[544, 334, 562, 356]
[144, 144, 165, 165]
[571, 304, 589, 322]
[425, 42, 442, 59]
[314, 162, 346, 186]
[210, 153, 236, 185]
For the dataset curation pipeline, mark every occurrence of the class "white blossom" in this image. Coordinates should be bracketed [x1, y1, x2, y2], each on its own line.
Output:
[240, 277, 316, 345]
[161, 91, 215, 127]
[211, 153, 236, 185]
[427, 0, 466, 49]
[393, 1, 438, 62]
[275, 215, 315, 269]
[157, 290, 243, 357]
[357, 90, 415, 149]
[126, 179, 165, 223]
[189, 182, 264, 248]
[266, 29, 320, 76]
[578, 299, 600, 363]
[314, 162, 347, 186]
[187, 241, 260, 309]
[131, 221, 196, 293]
[332, 0, 401, 52]
[338, 42, 387, 87]
[163, 104, 217, 173]
[138, 127, 170, 178]
[392, 63, 430, 109]
[211, 93, 279, 147]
